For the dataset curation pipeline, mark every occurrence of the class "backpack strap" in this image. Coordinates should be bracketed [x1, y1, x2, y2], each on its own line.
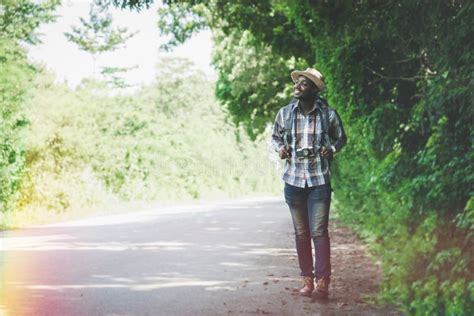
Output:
[318, 98, 331, 148]
[314, 98, 333, 166]
[282, 101, 296, 150]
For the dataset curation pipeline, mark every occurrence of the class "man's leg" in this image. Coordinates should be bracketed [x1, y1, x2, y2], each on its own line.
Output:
[307, 183, 332, 284]
[284, 183, 313, 278]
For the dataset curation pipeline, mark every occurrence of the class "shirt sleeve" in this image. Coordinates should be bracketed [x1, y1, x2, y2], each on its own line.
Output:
[271, 109, 285, 153]
[329, 109, 347, 152]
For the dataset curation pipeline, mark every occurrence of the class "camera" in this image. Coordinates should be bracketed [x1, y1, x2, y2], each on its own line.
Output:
[296, 147, 318, 159]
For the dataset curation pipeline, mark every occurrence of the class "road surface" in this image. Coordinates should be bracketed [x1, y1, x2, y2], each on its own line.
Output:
[1, 198, 400, 315]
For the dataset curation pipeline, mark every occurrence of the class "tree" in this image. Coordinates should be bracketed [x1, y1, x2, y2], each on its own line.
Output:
[118, 0, 473, 313]
[0, 0, 58, 214]
[111, 0, 152, 10]
[100, 65, 138, 89]
[64, 0, 137, 85]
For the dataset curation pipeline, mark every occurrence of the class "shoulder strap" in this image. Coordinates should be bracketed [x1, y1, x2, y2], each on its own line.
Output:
[283, 99, 296, 131]
[283, 108, 294, 131]
[317, 98, 331, 149]
[318, 98, 330, 134]
[282, 100, 296, 149]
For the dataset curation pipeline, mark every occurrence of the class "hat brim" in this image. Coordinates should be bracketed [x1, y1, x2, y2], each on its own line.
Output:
[291, 71, 326, 92]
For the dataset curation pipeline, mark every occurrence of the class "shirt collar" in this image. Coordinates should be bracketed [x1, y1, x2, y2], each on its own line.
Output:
[291, 97, 323, 113]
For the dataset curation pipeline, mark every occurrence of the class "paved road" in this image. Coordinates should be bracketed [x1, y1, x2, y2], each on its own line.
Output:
[1, 198, 399, 315]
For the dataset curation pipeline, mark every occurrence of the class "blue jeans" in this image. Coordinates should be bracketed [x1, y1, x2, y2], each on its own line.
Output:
[284, 182, 331, 279]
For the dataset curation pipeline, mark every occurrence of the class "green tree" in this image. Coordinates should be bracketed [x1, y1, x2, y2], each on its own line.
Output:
[117, 0, 473, 314]
[64, 0, 137, 85]
[0, 0, 58, 214]
[11, 57, 280, 227]
[211, 30, 302, 139]
[111, 0, 152, 10]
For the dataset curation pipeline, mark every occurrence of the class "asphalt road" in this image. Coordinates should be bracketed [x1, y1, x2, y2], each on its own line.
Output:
[1, 198, 400, 316]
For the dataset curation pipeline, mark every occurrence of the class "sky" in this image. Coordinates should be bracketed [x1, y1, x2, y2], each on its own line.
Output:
[27, 0, 216, 87]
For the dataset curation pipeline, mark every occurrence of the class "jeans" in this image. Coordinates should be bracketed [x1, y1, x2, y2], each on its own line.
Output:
[284, 182, 331, 279]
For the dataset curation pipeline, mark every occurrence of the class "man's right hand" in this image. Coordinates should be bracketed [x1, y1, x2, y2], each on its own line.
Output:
[279, 147, 291, 159]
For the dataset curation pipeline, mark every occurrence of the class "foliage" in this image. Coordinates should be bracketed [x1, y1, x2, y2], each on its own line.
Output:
[157, 1, 207, 51]
[0, 0, 58, 45]
[65, 0, 136, 55]
[8, 58, 280, 227]
[64, 0, 137, 83]
[100, 65, 138, 88]
[111, 0, 153, 10]
[0, 0, 58, 213]
[149, 0, 474, 314]
[212, 30, 304, 139]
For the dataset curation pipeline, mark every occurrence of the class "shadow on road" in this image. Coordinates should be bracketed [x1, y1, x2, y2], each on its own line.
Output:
[1, 200, 400, 315]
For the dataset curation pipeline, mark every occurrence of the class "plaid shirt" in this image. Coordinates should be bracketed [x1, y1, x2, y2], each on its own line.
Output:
[271, 98, 347, 188]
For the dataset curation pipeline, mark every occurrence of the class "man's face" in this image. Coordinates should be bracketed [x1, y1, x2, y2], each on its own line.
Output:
[293, 75, 317, 100]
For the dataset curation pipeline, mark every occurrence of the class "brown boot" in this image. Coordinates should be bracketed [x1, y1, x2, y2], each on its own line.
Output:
[299, 276, 314, 297]
[314, 276, 330, 299]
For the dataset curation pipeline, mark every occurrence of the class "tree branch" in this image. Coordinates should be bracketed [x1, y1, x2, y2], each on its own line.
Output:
[365, 66, 435, 82]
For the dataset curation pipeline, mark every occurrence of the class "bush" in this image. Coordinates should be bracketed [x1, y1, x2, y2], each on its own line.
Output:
[8, 58, 281, 227]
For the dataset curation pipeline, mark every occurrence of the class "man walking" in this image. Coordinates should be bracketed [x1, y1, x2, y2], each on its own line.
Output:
[271, 68, 347, 298]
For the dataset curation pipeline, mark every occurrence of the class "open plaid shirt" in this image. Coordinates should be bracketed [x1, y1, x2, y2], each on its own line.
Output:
[271, 98, 347, 188]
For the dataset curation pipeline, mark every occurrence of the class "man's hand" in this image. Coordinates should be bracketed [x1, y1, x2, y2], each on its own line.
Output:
[320, 146, 333, 159]
[279, 147, 291, 159]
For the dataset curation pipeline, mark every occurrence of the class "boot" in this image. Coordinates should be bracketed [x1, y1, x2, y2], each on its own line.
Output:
[314, 276, 330, 299]
[299, 276, 314, 297]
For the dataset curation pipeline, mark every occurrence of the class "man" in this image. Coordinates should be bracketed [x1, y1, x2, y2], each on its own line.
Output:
[271, 68, 347, 298]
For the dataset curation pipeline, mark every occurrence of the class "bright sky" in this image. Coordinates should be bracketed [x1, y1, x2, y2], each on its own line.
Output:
[27, 0, 215, 87]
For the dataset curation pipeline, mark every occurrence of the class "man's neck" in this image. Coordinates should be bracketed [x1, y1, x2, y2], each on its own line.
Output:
[298, 97, 316, 115]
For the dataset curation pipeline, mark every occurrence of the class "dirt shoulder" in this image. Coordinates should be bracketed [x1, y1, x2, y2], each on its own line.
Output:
[225, 219, 402, 315]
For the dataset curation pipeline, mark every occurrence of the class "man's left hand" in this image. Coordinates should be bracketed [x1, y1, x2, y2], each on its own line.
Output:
[320, 146, 333, 159]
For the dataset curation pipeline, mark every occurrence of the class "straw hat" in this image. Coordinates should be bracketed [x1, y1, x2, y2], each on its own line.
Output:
[291, 68, 326, 92]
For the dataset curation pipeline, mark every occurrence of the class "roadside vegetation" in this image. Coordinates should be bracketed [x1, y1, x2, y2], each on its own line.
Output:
[1, 1, 472, 314]
[0, 1, 280, 228]
[2, 60, 280, 227]
[151, 0, 473, 314]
